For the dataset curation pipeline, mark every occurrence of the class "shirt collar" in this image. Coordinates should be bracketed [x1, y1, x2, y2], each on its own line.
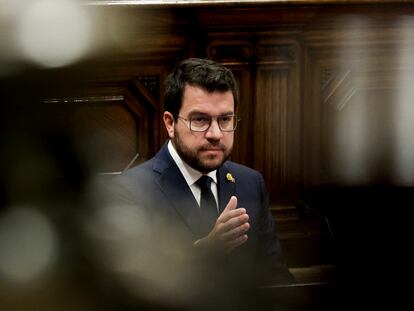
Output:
[167, 140, 217, 186]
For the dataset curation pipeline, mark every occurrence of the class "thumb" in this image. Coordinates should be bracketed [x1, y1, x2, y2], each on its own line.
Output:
[223, 196, 237, 212]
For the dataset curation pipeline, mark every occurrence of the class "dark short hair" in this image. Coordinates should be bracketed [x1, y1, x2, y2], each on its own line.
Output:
[163, 58, 239, 118]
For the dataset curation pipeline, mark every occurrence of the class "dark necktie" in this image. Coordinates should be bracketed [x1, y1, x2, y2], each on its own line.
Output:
[195, 175, 218, 234]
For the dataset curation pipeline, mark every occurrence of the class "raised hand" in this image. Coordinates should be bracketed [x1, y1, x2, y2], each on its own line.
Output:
[202, 196, 250, 253]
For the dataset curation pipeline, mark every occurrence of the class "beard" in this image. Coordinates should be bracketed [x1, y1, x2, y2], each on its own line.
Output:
[172, 128, 232, 173]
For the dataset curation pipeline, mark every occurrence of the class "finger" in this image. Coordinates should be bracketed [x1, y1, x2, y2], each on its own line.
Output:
[217, 213, 249, 234]
[218, 207, 246, 224]
[220, 222, 250, 241]
[222, 196, 237, 213]
[227, 234, 248, 253]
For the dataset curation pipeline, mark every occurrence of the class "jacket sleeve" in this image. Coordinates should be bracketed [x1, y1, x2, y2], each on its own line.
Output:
[256, 173, 296, 285]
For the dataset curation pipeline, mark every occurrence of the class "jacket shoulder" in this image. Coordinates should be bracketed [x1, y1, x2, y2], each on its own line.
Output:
[113, 158, 155, 187]
[224, 161, 262, 178]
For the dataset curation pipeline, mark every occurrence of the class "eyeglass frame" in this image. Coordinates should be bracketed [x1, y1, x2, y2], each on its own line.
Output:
[176, 113, 240, 132]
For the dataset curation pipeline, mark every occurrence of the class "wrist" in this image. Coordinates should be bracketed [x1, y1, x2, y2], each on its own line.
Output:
[193, 238, 202, 247]
[193, 236, 211, 247]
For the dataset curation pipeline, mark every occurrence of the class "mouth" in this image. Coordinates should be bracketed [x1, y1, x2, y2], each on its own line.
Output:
[202, 148, 222, 151]
[200, 148, 224, 158]
[200, 143, 225, 152]
[200, 146, 224, 153]
[201, 149, 222, 154]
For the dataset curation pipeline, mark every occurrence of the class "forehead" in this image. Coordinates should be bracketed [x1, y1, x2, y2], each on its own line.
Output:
[180, 84, 234, 114]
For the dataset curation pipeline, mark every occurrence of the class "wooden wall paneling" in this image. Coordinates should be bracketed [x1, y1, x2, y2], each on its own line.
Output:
[196, 6, 318, 30]
[128, 76, 161, 158]
[303, 22, 414, 190]
[303, 47, 327, 190]
[58, 94, 141, 173]
[253, 39, 300, 205]
[45, 73, 162, 174]
[227, 65, 254, 168]
[106, 62, 172, 151]
[207, 40, 254, 63]
[75, 57, 181, 155]
[123, 86, 152, 164]
[254, 66, 290, 202]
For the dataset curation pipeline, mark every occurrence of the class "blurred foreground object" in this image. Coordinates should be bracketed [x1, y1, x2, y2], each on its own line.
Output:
[2, 0, 414, 310]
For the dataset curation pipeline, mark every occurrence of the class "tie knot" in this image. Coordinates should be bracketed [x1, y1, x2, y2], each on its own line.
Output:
[196, 175, 212, 190]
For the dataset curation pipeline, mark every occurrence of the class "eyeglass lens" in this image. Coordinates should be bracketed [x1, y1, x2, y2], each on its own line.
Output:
[190, 114, 236, 131]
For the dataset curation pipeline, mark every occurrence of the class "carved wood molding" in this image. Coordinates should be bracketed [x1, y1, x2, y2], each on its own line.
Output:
[207, 41, 254, 62]
[207, 39, 296, 64]
[137, 75, 160, 102]
[131, 76, 160, 109]
[86, 1, 414, 8]
[43, 95, 125, 104]
[255, 44, 295, 63]
[127, 77, 161, 157]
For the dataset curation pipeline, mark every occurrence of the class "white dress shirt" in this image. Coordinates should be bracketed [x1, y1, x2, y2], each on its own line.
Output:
[167, 140, 218, 211]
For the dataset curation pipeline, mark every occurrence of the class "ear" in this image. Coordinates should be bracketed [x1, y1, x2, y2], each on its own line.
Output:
[163, 111, 175, 138]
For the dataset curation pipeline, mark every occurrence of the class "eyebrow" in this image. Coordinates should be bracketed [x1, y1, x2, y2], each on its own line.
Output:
[189, 111, 235, 116]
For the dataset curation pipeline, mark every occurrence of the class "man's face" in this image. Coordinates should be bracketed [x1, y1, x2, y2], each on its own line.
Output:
[164, 85, 235, 173]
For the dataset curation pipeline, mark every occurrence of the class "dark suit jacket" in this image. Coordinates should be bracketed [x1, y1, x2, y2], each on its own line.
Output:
[109, 141, 294, 286]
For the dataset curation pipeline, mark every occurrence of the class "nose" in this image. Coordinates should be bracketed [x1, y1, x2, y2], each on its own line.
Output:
[205, 119, 223, 140]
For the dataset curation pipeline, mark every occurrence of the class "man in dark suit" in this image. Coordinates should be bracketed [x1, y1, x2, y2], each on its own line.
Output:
[108, 58, 294, 295]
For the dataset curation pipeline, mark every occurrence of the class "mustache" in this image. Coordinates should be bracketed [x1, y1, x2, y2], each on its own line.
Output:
[199, 142, 226, 150]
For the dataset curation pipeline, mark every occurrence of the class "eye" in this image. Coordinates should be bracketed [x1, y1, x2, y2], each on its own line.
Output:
[219, 115, 233, 123]
[191, 115, 210, 123]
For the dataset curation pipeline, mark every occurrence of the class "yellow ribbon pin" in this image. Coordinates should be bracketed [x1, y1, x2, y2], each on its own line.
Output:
[226, 173, 235, 183]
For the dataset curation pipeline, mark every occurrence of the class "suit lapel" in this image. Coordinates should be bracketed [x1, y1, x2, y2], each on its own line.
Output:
[153, 143, 205, 237]
[217, 164, 236, 213]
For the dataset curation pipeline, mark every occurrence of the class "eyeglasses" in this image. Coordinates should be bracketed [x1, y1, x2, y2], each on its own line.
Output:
[177, 113, 240, 132]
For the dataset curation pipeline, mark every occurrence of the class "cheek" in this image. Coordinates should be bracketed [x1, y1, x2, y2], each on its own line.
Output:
[176, 127, 196, 145]
[187, 134, 202, 147]
[224, 134, 234, 146]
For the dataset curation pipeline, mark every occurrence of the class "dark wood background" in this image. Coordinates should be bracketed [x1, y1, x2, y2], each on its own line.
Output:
[14, 0, 414, 280]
